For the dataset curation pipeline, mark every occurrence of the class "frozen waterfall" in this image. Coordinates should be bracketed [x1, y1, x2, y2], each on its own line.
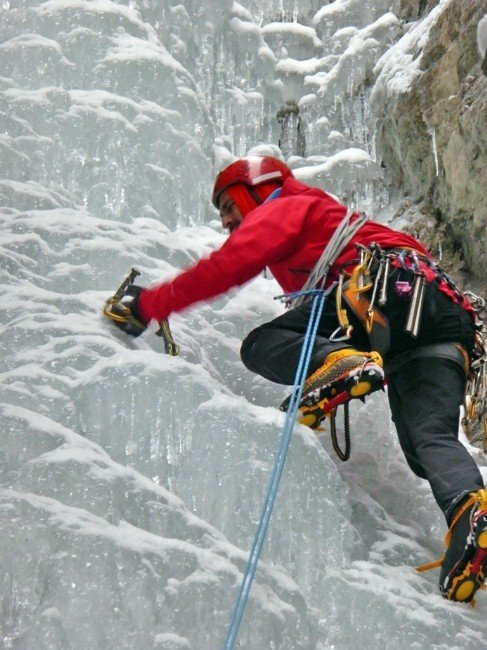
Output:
[1, 1, 486, 648]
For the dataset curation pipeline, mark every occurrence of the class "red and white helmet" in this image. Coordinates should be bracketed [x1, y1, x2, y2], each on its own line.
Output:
[211, 156, 293, 208]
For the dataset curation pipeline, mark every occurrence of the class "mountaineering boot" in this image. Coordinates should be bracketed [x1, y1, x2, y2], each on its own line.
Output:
[298, 348, 384, 429]
[439, 489, 487, 603]
[280, 348, 384, 429]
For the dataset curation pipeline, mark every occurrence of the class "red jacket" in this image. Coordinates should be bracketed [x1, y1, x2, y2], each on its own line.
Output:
[138, 177, 470, 323]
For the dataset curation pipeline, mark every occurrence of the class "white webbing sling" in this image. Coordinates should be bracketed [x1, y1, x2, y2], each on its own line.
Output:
[292, 209, 368, 307]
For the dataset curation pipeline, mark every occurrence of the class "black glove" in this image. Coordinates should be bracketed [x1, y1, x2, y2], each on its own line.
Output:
[110, 285, 147, 337]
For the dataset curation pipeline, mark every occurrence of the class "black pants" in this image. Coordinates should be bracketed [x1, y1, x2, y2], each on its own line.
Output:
[241, 269, 484, 521]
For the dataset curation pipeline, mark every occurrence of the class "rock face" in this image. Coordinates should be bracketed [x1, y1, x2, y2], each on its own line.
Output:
[375, 0, 486, 289]
[398, 0, 440, 21]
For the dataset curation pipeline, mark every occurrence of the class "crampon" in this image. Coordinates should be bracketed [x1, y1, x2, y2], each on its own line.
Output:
[280, 348, 384, 423]
[280, 349, 385, 460]
[416, 489, 487, 605]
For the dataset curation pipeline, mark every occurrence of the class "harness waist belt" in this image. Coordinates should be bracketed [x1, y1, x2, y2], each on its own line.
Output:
[384, 343, 469, 377]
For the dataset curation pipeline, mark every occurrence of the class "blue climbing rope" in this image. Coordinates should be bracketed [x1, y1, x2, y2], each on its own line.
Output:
[222, 288, 328, 649]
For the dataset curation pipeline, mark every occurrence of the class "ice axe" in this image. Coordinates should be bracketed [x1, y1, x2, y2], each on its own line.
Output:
[103, 268, 180, 356]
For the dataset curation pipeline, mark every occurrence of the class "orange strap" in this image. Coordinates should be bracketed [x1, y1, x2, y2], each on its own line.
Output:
[415, 558, 444, 573]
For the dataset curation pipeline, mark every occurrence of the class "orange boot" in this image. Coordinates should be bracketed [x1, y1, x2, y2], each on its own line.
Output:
[281, 348, 384, 428]
[439, 490, 487, 603]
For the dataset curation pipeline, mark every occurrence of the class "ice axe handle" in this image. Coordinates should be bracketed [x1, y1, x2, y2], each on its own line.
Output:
[156, 319, 180, 356]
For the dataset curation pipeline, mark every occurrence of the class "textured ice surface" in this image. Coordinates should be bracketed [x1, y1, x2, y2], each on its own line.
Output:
[1, 0, 486, 648]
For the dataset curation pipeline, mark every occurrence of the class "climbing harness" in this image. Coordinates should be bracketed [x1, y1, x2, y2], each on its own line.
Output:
[333, 243, 484, 351]
[103, 268, 180, 355]
[222, 289, 327, 649]
[286, 235, 485, 461]
[384, 342, 470, 377]
[339, 246, 486, 451]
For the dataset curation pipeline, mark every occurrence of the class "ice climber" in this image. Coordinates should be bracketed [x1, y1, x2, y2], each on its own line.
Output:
[110, 155, 487, 604]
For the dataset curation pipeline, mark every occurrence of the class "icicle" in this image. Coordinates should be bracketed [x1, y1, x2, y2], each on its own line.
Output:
[429, 125, 440, 176]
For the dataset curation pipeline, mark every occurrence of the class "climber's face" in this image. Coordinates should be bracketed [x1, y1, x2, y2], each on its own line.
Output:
[219, 191, 244, 233]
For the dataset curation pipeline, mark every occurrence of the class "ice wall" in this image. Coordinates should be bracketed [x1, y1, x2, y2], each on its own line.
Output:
[1, 1, 486, 648]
